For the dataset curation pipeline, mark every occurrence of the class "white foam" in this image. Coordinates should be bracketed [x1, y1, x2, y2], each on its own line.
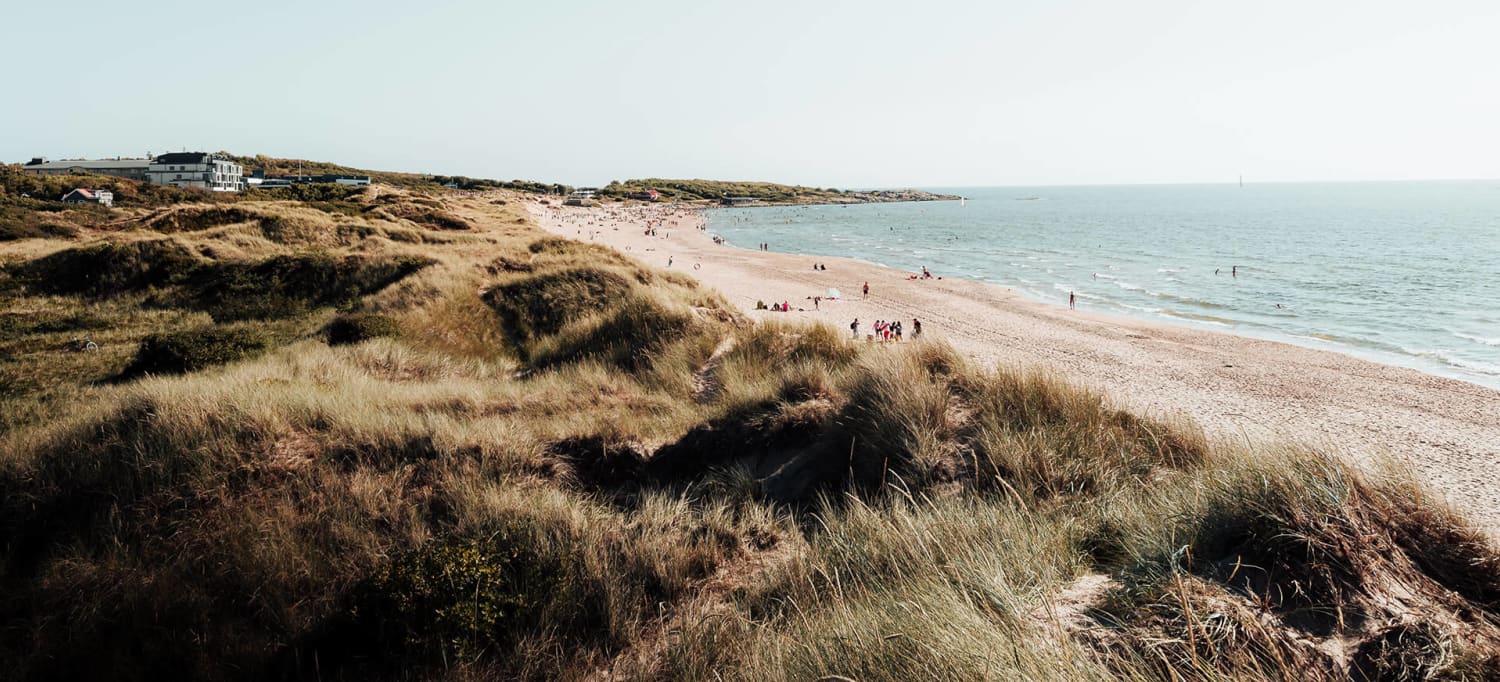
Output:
[1454, 332, 1500, 347]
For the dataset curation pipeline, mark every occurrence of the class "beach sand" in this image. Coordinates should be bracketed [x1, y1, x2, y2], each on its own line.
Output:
[529, 201, 1500, 531]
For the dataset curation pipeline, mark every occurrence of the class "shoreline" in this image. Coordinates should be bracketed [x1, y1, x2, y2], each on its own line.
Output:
[751, 237, 1500, 394]
[526, 200, 1500, 531]
[704, 204, 1500, 393]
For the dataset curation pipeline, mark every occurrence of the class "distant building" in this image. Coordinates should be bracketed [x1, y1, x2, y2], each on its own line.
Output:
[146, 152, 244, 192]
[721, 196, 761, 206]
[564, 189, 598, 206]
[248, 172, 372, 189]
[628, 189, 661, 202]
[22, 157, 149, 181]
[61, 188, 114, 207]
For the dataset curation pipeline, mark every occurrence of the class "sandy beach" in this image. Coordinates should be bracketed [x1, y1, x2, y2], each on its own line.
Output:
[529, 201, 1500, 531]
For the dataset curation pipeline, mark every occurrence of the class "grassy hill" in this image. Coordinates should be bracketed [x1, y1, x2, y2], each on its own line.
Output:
[224, 154, 574, 195]
[0, 169, 1497, 680]
[599, 178, 960, 205]
[600, 178, 850, 202]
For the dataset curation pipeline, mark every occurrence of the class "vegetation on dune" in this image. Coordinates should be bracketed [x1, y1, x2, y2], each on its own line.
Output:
[599, 178, 848, 203]
[326, 312, 401, 346]
[429, 175, 574, 195]
[183, 252, 434, 321]
[0, 178, 1497, 681]
[222, 154, 570, 195]
[123, 326, 271, 376]
[10, 238, 203, 297]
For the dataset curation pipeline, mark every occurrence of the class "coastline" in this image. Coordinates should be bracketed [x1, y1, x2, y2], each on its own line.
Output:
[526, 200, 1500, 531]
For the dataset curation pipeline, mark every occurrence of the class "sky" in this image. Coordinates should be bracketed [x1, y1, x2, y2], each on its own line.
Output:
[5, 0, 1499, 187]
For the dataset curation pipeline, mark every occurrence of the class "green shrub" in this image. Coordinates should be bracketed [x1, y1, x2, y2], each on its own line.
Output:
[378, 203, 471, 230]
[186, 252, 432, 321]
[123, 327, 270, 376]
[12, 239, 201, 297]
[531, 295, 701, 372]
[326, 313, 400, 345]
[144, 205, 262, 233]
[0, 205, 79, 241]
[485, 266, 635, 345]
[349, 530, 563, 664]
[247, 182, 364, 204]
[0, 310, 110, 339]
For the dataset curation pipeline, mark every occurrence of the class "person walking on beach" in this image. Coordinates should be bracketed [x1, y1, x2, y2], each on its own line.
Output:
[850, 318, 860, 339]
[862, 282, 869, 299]
[1069, 291, 1076, 310]
[912, 318, 922, 339]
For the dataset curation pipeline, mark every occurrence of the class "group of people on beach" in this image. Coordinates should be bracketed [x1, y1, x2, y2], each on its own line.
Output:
[544, 203, 703, 244]
[850, 317, 922, 342]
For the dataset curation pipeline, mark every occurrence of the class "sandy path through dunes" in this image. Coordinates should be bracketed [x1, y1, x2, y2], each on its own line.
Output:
[528, 201, 1500, 532]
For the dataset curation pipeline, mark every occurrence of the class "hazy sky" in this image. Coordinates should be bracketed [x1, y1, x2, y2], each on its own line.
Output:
[5, 0, 1498, 187]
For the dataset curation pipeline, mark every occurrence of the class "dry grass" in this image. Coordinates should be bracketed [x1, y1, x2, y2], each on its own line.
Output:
[1, 185, 1498, 681]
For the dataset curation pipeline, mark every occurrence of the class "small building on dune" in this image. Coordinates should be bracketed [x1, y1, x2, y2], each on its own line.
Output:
[60, 188, 113, 207]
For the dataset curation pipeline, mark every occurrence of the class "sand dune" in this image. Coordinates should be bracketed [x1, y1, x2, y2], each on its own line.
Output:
[530, 201, 1500, 532]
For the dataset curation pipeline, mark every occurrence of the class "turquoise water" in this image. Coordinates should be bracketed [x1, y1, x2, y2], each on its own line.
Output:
[707, 182, 1500, 389]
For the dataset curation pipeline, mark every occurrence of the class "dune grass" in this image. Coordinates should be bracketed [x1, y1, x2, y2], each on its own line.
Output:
[1, 186, 1497, 681]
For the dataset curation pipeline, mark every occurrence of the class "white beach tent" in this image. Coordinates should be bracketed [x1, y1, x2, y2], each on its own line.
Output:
[826, 288, 841, 300]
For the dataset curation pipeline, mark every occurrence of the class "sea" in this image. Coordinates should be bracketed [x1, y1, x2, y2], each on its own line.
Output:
[705, 182, 1500, 389]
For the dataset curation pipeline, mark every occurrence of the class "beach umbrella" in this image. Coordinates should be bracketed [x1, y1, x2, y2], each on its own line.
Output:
[826, 288, 841, 299]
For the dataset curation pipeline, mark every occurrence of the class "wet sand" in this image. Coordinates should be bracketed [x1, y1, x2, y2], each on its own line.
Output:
[529, 201, 1500, 532]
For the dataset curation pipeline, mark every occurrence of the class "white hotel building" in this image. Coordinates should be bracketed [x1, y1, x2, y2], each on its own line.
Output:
[145, 152, 245, 191]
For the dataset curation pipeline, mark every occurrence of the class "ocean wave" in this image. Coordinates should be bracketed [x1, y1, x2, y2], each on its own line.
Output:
[1148, 289, 1232, 310]
[1453, 332, 1500, 347]
[1294, 332, 1415, 357]
[1399, 346, 1500, 376]
[1159, 311, 1235, 327]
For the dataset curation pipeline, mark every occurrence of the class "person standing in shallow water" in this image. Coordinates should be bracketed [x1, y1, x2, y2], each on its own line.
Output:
[1069, 291, 1076, 309]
